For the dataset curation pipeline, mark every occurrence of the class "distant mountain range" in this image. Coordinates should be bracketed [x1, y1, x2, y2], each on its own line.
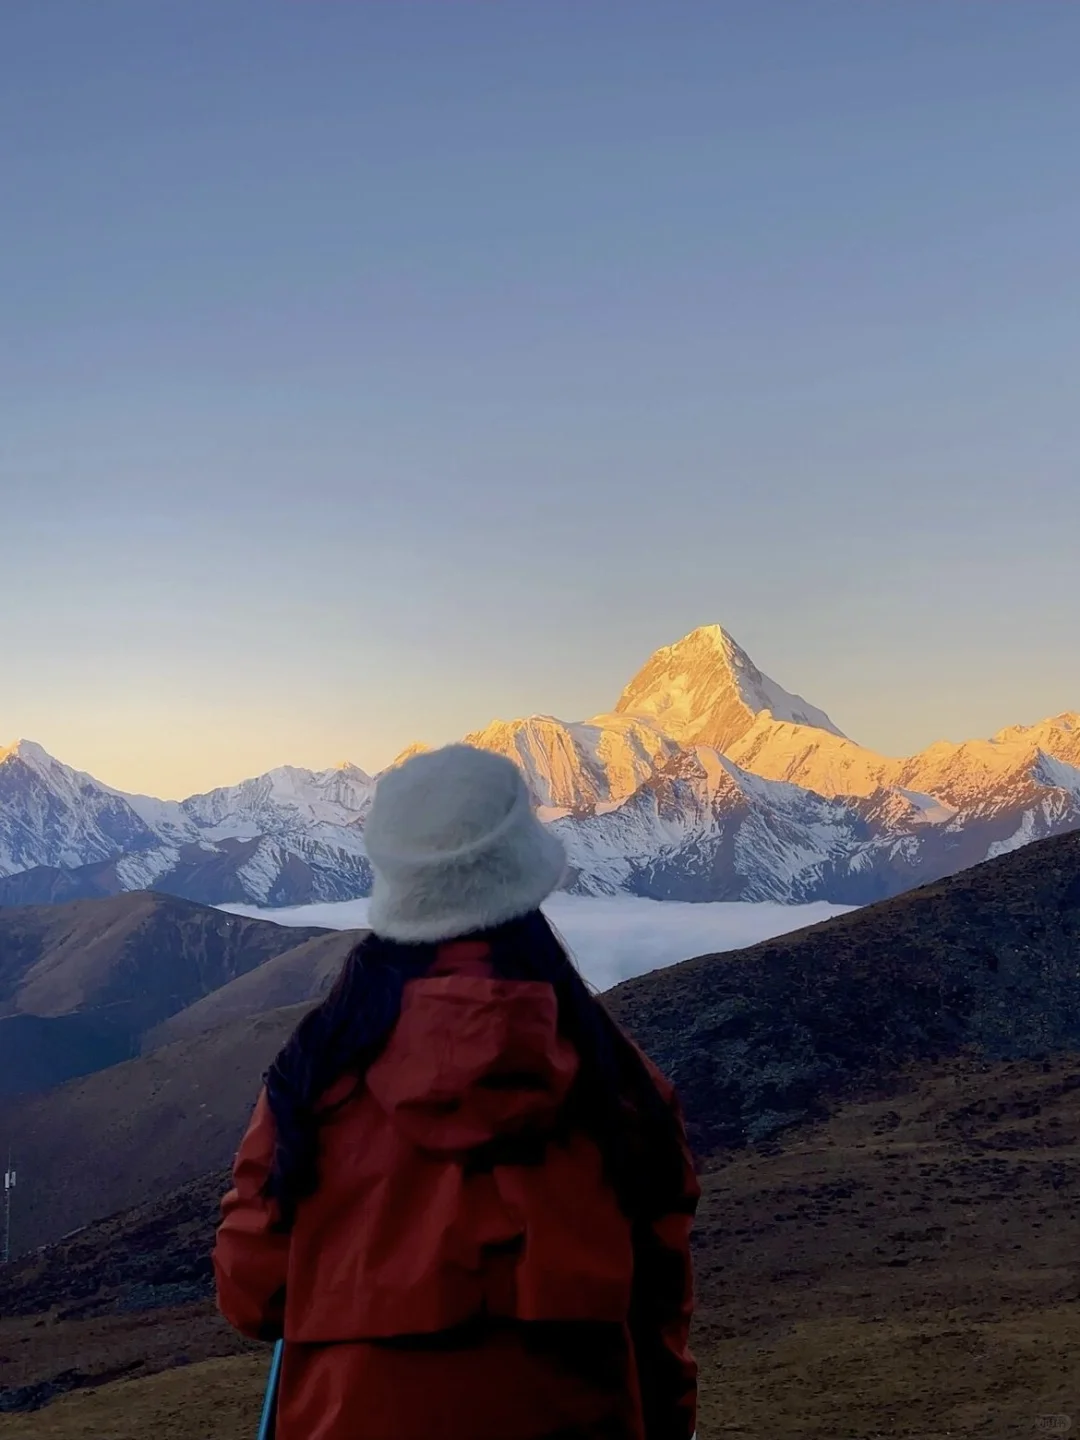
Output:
[2, 624, 1078, 908]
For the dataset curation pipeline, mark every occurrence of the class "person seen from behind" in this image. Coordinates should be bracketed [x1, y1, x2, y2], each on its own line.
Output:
[213, 744, 700, 1440]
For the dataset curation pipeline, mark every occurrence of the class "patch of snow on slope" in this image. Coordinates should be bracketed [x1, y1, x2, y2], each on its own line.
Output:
[114, 847, 182, 890]
[985, 809, 1043, 861]
[235, 840, 286, 905]
[218, 894, 854, 991]
[894, 789, 959, 825]
[1033, 753, 1080, 799]
[113, 792, 198, 841]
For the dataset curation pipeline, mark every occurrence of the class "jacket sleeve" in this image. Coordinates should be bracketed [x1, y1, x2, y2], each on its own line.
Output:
[629, 1056, 701, 1440]
[212, 1088, 290, 1341]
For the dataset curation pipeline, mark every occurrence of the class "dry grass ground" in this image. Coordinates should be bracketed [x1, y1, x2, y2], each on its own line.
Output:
[690, 1054, 1080, 1438]
[0, 1356, 267, 1439]
[4, 1052, 1079, 1439]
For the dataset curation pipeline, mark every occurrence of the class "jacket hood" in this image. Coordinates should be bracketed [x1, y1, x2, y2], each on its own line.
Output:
[365, 973, 580, 1155]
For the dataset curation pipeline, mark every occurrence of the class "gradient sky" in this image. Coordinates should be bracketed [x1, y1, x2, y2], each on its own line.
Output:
[3, 2, 1078, 798]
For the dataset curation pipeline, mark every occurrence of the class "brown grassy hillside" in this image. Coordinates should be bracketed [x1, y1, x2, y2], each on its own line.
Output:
[0, 893, 330, 1020]
[145, 929, 358, 1049]
[608, 828, 1080, 1153]
[0, 893, 357, 1094]
[2, 1007, 306, 1255]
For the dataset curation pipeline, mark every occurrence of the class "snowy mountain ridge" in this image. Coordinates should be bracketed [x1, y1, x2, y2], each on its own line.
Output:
[2, 625, 1077, 908]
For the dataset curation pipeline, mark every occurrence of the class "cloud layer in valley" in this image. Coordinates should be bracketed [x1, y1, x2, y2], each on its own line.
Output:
[219, 894, 854, 992]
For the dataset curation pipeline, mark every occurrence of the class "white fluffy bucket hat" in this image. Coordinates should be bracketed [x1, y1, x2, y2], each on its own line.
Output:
[364, 744, 567, 944]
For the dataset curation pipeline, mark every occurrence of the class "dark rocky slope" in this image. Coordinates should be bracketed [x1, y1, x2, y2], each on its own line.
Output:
[607, 828, 1080, 1153]
[0, 892, 356, 1093]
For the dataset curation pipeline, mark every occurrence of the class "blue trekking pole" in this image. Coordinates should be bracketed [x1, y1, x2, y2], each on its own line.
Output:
[257, 1339, 284, 1440]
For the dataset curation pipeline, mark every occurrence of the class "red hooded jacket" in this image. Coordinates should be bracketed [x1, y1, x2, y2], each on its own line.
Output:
[214, 942, 699, 1440]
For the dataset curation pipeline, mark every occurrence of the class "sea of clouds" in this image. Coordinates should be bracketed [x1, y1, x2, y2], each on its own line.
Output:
[220, 894, 854, 992]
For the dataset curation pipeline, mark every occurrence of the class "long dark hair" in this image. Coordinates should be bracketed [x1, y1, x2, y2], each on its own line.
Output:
[262, 911, 686, 1229]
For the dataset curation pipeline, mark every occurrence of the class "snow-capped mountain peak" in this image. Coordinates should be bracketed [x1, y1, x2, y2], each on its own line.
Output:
[1, 737, 56, 774]
[614, 624, 845, 752]
[180, 763, 375, 840]
[993, 712, 1080, 745]
[386, 742, 432, 771]
[0, 740, 161, 879]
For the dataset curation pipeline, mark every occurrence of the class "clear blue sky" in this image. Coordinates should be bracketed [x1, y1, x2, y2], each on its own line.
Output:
[3, 1, 1077, 796]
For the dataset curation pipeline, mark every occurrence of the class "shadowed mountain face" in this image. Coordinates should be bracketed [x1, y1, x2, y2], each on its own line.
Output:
[4, 829, 1080, 1259]
[5, 1004, 310, 1250]
[0, 892, 358, 1094]
[608, 828, 1080, 1155]
[145, 930, 361, 1050]
[0, 1013, 136, 1094]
